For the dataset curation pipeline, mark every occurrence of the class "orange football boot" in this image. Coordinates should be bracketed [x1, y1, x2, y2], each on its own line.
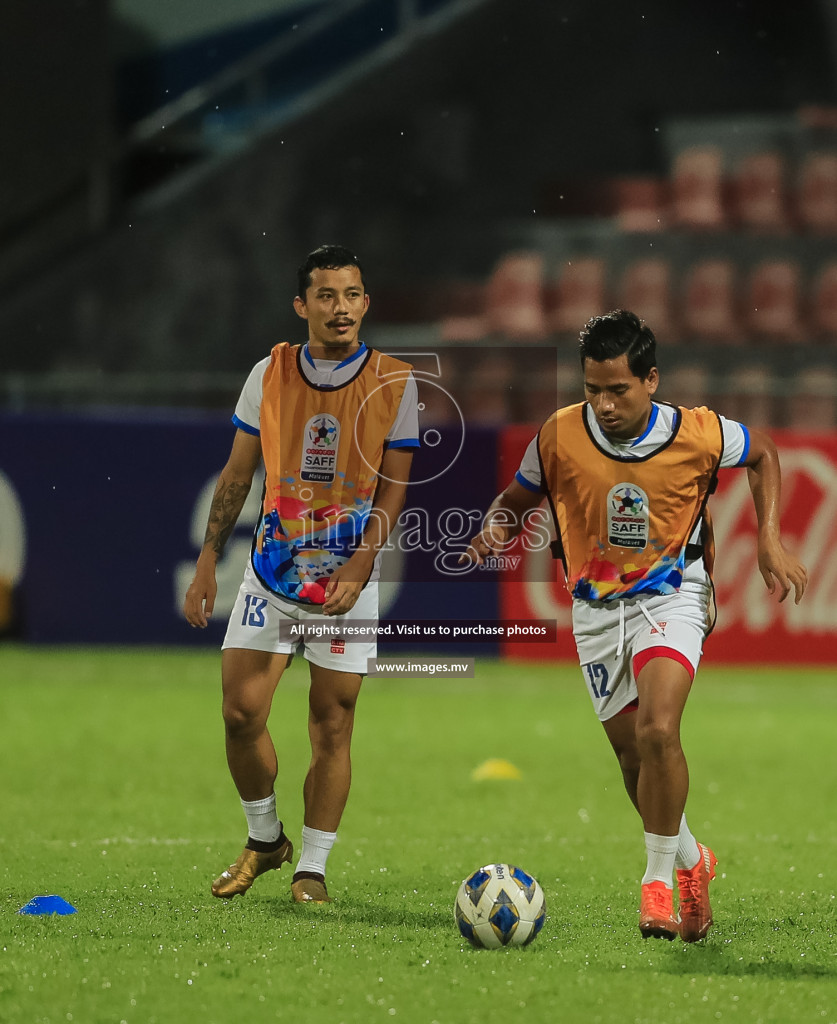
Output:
[677, 843, 717, 943]
[639, 880, 680, 940]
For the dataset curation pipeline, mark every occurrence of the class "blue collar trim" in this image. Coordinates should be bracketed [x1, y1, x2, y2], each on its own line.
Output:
[632, 403, 659, 447]
[303, 342, 366, 371]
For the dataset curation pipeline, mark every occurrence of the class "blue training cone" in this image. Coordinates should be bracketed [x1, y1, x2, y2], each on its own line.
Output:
[18, 895, 77, 916]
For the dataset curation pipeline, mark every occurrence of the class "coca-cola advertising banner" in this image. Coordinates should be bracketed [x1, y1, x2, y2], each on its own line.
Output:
[498, 426, 837, 664]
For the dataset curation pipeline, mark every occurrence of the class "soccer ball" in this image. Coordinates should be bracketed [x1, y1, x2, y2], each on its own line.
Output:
[454, 863, 546, 948]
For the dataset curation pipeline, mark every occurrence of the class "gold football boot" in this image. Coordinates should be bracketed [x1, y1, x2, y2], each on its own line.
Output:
[211, 836, 294, 898]
[291, 872, 332, 904]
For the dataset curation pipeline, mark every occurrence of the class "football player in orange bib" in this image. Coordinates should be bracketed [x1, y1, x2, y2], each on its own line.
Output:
[184, 246, 419, 904]
[464, 310, 806, 941]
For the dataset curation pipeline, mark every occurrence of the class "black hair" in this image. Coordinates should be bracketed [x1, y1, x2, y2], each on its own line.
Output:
[578, 309, 657, 380]
[296, 244, 365, 297]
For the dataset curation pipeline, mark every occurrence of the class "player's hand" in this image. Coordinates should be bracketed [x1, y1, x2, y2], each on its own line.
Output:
[183, 566, 217, 628]
[458, 526, 511, 567]
[322, 566, 365, 617]
[757, 537, 808, 604]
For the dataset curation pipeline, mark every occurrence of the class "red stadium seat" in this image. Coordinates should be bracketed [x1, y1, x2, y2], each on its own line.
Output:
[785, 365, 837, 429]
[439, 314, 489, 343]
[796, 151, 837, 234]
[518, 361, 580, 426]
[809, 262, 837, 341]
[460, 388, 511, 425]
[437, 279, 488, 343]
[731, 151, 791, 233]
[681, 259, 741, 343]
[416, 379, 460, 426]
[661, 363, 711, 411]
[745, 259, 805, 343]
[458, 351, 516, 425]
[548, 257, 607, 335]
[670, 146, 726, 231]
[615, 258, 677, 341]
[485, 251, 548, 340]
[614, 176, 668, 233]
[723, 364, 776, 429]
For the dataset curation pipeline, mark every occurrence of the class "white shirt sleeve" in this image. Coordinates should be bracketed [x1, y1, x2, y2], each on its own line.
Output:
[232, 356, 270, 435]
[232, 358, 420, 446]
[515, 414, 747, 485]
[515, 435, 542, 491]
[719, 416, 750, 468]
[385, 373, 421, 447]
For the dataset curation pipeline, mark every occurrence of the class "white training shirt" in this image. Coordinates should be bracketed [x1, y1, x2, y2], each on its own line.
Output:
[232, 342, 420, 448]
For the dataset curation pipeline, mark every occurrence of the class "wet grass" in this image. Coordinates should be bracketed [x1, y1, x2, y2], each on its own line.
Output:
[1, 647, 836, 1023]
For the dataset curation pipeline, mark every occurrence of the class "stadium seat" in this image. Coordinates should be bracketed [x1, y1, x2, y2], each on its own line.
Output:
[681, 259, 741, 343]
[745, 259, 805, 343]
[411, 351, 462, 427]
[670, 145, 726, 231]
[459, 351, 516, 425]
[518, 360, 580, 426]
[797, 104, 837, 133]
[485, 251, 548, 340]
[809, 261, 837, 341]
[796, 151, 837, 234]
[460, 387, 511, 425]
[661, 363, 712, 411]
[614, 176, 668, 233]
[438, 314, 489, 343]
[437, 279, 488, 343]
[785, 365, 837, 429]
[416, 380, 460, 426]
[470, 351, 516, 389]
[731, 151, 791, 233]
[723, 363, 776, 429]
[615, 258, 677, 341]
[548, 257, 607, 335]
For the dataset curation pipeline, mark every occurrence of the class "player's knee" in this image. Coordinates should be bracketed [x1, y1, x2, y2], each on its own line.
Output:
[635, 717, 680, 759]
[310, 704, 355, 755]
[618, 748, 641, 779]
[222, 698, 266, 738]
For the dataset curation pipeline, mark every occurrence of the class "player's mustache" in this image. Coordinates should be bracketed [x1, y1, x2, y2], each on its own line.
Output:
[327, 318, 355, 328]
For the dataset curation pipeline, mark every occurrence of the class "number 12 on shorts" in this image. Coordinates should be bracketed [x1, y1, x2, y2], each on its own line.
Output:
[241, 594, 267, 627]
[584, 662, 611, 699]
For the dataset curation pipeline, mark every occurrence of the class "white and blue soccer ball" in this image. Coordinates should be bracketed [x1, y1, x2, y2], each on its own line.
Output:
[455, 863, 546, 948]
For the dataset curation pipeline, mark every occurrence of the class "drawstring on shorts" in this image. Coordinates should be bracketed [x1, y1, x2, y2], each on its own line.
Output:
[616, 600, 667, 658]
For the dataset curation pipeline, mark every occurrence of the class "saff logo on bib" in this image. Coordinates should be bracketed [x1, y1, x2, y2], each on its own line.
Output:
[607, 483, 649, 549]
[301, 414, 340, 483]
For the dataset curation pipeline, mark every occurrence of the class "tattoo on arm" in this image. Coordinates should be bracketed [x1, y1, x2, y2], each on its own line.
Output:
[204, 480, 251, 555]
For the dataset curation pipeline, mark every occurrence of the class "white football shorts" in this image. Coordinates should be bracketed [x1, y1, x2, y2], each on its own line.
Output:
[572, 581, 713, 722]
[222, 562, 378, 674]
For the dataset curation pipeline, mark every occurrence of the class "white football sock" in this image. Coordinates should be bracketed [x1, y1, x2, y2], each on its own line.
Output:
[675, 813, 701, 870]
[295, 825, 337, 877]
[241, 793, 282, 844]
[641, 832, 678, 887]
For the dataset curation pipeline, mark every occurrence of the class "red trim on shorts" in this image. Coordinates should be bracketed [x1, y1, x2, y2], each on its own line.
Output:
[633, 645, 696, 681]
[616, 698, 639, 716]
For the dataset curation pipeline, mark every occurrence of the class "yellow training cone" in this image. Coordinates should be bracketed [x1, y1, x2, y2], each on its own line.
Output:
[471, 758, 522, 781]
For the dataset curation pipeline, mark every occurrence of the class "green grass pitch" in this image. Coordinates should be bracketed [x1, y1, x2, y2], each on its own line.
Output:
[2, 646, 836, 1024]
